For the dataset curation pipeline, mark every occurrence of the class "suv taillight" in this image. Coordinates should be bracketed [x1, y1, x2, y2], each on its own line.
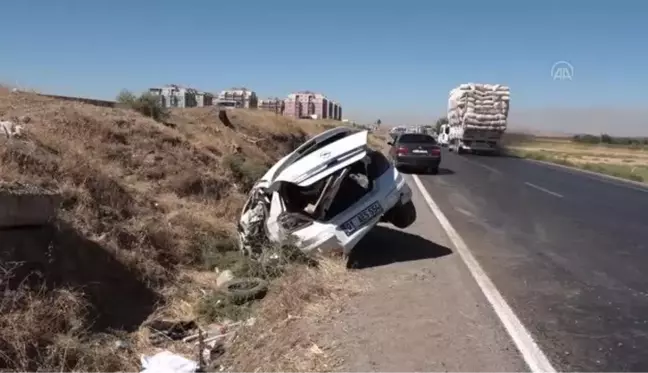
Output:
[397, 146, 408, 155]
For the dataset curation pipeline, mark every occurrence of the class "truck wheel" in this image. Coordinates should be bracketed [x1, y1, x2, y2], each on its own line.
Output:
[387, 200, 417, 228]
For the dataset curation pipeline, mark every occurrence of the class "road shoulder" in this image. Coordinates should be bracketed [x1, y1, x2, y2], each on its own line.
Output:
[322, 174, 526, 372]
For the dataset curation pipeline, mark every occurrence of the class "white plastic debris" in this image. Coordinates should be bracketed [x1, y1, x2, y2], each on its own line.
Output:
[216, 269, 234, 288]
[1, 120, 23, 138]
[140, 350, 198, 373]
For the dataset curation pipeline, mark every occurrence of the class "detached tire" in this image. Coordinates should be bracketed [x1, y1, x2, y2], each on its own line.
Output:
[388, 200, 417, 228]
[221, 277, 269, 305]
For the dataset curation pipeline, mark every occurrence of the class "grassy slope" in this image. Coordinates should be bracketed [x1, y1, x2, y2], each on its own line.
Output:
[0, 88, 374, 371]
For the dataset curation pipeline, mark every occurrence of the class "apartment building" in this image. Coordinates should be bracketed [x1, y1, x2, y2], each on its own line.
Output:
[196, 91, 214, 107]
[148, 84, 214, 108]
[217, 87, 258, 109]
[283, 91, 342, 120]
[259, 97, 285, 114]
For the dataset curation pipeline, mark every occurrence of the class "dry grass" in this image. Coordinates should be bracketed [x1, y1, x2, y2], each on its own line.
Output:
[0, 88, 376, 371]
[506, 138, 648, 183]
[224, 257, 366, 372]
[0, 276, 140, 371]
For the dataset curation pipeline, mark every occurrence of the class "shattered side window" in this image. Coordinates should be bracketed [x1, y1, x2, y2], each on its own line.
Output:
[278, 149, 388, 224]
[279, 179, 327, 215]
[323, 161, 372, 220]
[275, 179, 326, 233]
[367, 150, 391, 179]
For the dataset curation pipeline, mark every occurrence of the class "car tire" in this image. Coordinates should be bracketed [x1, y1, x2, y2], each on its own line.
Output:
[429, 166, 439, 175]
[220, 277, 269, 305]
[387, 200, 417, 228]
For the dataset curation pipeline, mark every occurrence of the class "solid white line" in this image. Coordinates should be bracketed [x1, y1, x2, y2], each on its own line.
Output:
[524, 182, 564, 198]
[411, 175, 557, 373]
[523, 158, 648, 194]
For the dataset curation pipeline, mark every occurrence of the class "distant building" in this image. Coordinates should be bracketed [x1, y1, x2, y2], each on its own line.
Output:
[148, 84, 213, 108]
[259, 97, 284, 114]
[217, 87, 258, 109]
[283, 91, 342, 120]
[196, 91, 214, 107]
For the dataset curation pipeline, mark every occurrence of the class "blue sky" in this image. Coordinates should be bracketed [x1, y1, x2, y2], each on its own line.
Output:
[1, 0, 647, 132]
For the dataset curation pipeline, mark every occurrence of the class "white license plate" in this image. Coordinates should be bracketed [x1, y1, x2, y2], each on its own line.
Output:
[412, 149, 428, 154]
[340, 201, 384, 236]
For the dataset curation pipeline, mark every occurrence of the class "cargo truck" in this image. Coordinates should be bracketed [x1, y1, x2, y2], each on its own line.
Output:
[446, 83, 510, 155]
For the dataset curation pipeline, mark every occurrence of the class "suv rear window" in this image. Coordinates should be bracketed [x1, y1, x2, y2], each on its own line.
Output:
[398, 134, 436, 144]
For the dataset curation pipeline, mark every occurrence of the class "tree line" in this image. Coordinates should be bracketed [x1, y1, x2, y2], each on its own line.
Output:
[572, 134, 648, 146]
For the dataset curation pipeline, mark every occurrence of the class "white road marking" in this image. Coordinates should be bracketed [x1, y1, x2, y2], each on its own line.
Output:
[455, 207, 475, 218]
[411, 175, 557, 373]
[524, 182, 564, 198]
[455, 155, 502, 175]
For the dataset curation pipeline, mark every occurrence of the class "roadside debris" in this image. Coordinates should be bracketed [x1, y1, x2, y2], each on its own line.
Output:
[142, 266, 269, 371]
[237, 127, 416, 259]
[0, 119, 22, 138]
[215, 269, 234, 288]
[146, 320, 199, 344]
[0, 115, 30, 138]
[220, 277, 269, 305]
[141, 350, 198, 373]
[142, 316, 258, 372]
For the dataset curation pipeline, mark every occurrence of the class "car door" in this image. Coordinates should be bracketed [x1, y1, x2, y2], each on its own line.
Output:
[388, 134, 400, 160]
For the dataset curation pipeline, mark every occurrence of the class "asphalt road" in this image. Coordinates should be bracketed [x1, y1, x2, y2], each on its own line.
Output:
[417, 150, 648, 372]
[329, 177, 526, 372]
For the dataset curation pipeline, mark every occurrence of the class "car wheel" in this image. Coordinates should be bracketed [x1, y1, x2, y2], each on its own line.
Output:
[429, 166, 439, 175]
[387, 200, 417, 228]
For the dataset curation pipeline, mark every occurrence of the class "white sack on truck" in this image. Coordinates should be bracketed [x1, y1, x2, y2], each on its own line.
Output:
[447, 83, 510, 131]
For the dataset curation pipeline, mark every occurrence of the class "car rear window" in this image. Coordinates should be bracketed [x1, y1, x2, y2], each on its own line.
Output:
[398, 134, 436, 144]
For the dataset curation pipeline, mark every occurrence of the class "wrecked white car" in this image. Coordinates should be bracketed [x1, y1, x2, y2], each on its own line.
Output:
[237, 127, 416, 257]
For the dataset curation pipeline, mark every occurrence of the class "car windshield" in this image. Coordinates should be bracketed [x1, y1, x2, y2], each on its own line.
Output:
[398, 134, 436, 144]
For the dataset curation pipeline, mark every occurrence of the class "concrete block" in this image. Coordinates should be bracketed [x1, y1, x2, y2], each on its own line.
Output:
[0, 183, 61, 228]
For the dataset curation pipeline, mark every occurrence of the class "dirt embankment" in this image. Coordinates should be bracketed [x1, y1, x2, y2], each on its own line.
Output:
[0, 88, 368, 371]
